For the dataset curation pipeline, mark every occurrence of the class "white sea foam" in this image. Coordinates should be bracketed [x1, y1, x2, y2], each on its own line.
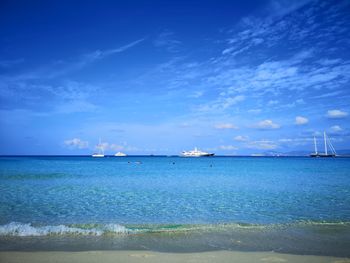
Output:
[0, 222, 130, 236]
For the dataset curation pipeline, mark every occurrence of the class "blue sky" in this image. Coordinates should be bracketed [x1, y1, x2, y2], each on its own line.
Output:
[0, 0, 349, 155]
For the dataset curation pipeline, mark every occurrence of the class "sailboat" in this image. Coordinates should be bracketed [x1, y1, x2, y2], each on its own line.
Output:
[310, 132, 336, 157]
[92, 138, 105, 158]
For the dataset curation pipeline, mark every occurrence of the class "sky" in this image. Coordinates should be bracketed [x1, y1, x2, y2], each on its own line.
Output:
[0, 0, 349, 155]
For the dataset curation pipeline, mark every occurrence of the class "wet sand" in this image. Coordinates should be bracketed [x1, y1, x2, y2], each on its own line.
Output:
[1, 250, 349, 263]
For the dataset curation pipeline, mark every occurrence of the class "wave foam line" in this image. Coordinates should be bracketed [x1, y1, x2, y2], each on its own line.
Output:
[1, 221, 349, 237]
[0, 222, 130, 237]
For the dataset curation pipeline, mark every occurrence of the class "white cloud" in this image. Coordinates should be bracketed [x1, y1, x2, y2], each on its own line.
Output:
[64, 138, 89, 149]
[234, 135, 249, 142]
[214, 123, 239, 129]
[295, 116, 308, 125]
[330, 125, 343, 133]
[253, 119, 280, 130]
[326, 110, 348, 119]
[219, 145, 238, 150]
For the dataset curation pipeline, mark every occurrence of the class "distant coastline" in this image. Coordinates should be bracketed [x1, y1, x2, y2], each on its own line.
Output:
[1, 154, 350, 157]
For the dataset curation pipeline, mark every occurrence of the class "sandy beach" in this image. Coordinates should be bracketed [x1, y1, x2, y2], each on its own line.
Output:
[1, 250, 350, 263]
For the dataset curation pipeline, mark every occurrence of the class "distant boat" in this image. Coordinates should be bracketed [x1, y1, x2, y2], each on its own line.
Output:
[92, 138, 105, 158]
[310, 132, 336, 157]
[181, 147, 214, 157]
[114, 152, 127, 157]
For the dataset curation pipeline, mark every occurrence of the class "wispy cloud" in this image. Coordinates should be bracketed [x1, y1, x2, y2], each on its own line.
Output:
[64, 138, 89, 149]
[2, 38, 145, 81]
[47, 38, 146, 78]
[197, 95, 245, 113]
[264, 0, 312, 18]
[92, 140, 138, 153]
[153, 30, 182, 52]
[54, 100, 98, 114]
[246, 140, 279, 150]
[234, 135, 249, 142]
[79, 38, 145, 65]
[0, 79, 100, 115]
[295, 116, 309, 125]
[218, 145, 238, 151]
[326, 109, 348, 119]
[214, 123, 238, 130]
[252, 120, 281, 130]
[0, 38, 145, 114]
[312, 90, 344, 99]
[0, 58, 24, 68]
[248, 109, 261, 114]
[188, 91, 204, 98]
[330, 125, 343, 133]
[210, 0, 350, 105]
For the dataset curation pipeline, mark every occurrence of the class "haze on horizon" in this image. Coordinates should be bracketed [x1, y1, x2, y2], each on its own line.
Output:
[0, 0, 349, 155]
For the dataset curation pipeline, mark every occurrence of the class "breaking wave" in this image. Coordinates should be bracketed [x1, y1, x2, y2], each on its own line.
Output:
[0, 221, 349, 237]
[0, 222, 130, 236]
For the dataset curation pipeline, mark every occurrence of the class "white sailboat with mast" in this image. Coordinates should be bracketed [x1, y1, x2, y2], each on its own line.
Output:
[310, 132, 336, 157]
[92, 138, 105, 158]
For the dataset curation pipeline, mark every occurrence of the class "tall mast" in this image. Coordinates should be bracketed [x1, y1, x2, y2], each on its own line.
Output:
[326, 133, 337, 156]
[313, 136, 318, 154]
[324, 131, 327, 155]
[99, 138, 103, 155]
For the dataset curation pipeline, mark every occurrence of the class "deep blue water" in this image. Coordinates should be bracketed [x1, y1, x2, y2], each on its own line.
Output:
[0, 156, 349, 228]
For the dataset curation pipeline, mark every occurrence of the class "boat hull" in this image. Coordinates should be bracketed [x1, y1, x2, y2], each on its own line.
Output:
[181, 153, 215, 157]
[310, 154, 336, 157]
[92, 154, 105, 158]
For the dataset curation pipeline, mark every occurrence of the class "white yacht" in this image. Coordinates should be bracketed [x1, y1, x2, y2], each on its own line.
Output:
[92, 138, 105, 158]
[310, 132, 336, 157]
[114, 152, 127, 157]
[181, 147, 214, 157]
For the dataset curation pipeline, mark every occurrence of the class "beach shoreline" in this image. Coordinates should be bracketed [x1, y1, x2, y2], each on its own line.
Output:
[1, 250, 349, 263]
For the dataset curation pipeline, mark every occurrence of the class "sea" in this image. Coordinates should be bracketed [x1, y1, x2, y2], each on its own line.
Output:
[0, 156, 349, 256]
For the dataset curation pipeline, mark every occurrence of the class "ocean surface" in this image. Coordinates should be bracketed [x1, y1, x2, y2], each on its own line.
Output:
[0, 156, 349, 256]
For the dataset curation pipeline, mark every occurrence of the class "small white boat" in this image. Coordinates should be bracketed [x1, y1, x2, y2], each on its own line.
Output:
[114, 152, 127, 157]
[310, 132, 336, 157]
[92, 153, 104, 158]
[181, 147, 214, 157]
[92, 138, 105, 158]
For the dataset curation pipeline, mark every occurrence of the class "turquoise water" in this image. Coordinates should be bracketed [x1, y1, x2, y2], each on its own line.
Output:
[0, 156, 350, 255]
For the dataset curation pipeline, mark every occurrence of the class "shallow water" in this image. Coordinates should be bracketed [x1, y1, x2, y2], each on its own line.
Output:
[0, 156, 349, 255]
